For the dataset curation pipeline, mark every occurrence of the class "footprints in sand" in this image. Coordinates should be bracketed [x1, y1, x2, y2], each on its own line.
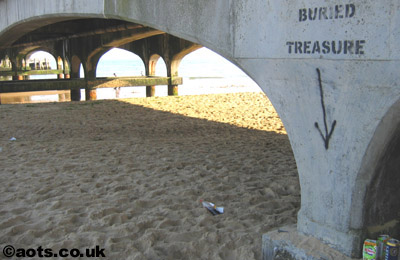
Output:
[0, 93, 300, 259]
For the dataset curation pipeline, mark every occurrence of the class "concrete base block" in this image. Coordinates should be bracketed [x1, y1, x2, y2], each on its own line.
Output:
[262, 225, 360, 260]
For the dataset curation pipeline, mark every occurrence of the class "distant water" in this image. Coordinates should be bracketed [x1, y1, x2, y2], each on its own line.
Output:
[1, 48, 261, 103]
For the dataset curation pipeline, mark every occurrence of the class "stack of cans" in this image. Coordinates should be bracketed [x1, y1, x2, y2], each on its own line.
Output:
[363, 235, 399, 260]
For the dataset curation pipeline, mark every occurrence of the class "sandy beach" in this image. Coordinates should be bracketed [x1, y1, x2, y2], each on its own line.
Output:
[0, 92, 300, 259]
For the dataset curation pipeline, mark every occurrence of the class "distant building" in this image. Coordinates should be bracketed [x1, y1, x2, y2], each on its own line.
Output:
[28, 58, 51, 70]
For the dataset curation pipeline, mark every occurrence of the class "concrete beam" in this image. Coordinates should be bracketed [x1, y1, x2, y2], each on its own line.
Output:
[87, 76, 182, 89]
[0, 79, 84, 93]
[0, 69, 64, 76]
[0, 76, 182, 93]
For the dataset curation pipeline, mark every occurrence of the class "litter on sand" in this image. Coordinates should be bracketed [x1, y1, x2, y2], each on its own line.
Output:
[200, 199, 224, 215]
[9, 137, 16, 141]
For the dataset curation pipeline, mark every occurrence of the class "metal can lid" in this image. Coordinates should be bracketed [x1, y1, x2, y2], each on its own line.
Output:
[386, 239, 400, 246]
[378, 235, 390, 240]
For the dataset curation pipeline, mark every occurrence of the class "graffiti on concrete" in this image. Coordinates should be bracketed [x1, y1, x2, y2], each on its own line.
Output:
[314, 68, 337, 150]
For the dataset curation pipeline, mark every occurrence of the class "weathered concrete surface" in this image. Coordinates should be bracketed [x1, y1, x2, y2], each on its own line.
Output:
[0, 69, 63, 76]
[262, 226, 359, 260]
[0, 0, 399, 258]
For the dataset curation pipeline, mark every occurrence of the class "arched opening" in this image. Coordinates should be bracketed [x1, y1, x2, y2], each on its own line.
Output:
[148, 54, 168, 96]
[96, 48, 145, 77]
[357, 98, 400, 239]
[26, 51, 57, 79]
[0, 55, 12, 81]
[178, 47, 261, 96]
[152, 55, 167, 77]
[96, 48, 146, 99]
[148, 54, 160, 76]
[0, 14, 300, 258]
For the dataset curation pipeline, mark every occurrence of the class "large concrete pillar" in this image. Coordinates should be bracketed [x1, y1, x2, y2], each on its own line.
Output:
[167, 84, 178, 96]
[12, 75, 23, 81]
[83, 55, 101, 101]
[69, 56, 82, 101]
[167, 60, 180, 96]
[9, 53, 24, 81]
[85, 87, 97, 101]
[256, 61, 400, 259]
[145, 54, 159, 97]
[229, 1, 400, 258]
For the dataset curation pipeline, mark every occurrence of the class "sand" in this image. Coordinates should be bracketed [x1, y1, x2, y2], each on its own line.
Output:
[0, 92, 300, 259]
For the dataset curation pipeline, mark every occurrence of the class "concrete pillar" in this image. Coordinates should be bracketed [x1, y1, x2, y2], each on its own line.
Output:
[85, 86, 97, 101]
[239, 60, 400, 259]
[227, 1, 400, 257]
[69, 71, 81, 102]
[146, 85, 156, 97]
[145, 55, 159, 97]
[9, 54, 24, 81]
[70, 89, 81, 101]
[12, 75, 23, 80]
[69, 56, 82, 101]
[168, 85, 178, 96]
[83, 57, 99, 101]
[58, 93, 66, 102]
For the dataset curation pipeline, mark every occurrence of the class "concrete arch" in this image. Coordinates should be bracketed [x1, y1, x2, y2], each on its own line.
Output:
[170, 45, 202, 77]
[148, 54, 161, 76]
[2, 1, 400, 257]
[351, 97, 400, 239]
[57, 56, 64, 70]
[25, 47, 57, 61]
[26, 50, 57, 71]
[70, 55, 83, 78]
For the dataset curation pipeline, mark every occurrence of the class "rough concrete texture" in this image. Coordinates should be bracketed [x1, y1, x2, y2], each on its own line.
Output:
[0, 0, 399, 258]
[262, 226, 360, 260]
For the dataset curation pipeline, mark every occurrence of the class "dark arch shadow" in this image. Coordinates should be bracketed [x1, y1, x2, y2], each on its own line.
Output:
[351, 98, 400, 239]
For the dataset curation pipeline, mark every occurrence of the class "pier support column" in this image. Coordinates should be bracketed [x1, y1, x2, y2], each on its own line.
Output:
[12, 75, 23, 80]
[83, 56, 100, 101]
[85, 86, 97, 101]
[68, 55, 82, 101]
[70, 89, 81, 101]
[146, 86, 156, 97]
[168, 85, 178, 96]
[145, 55, 159, 97]
[236, 59, 400, 259]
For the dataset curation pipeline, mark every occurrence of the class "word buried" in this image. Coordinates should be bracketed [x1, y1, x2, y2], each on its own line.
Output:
[299, 4, 356, 22]
[2, 245, 105, 258]
[286, 40, 365, 55]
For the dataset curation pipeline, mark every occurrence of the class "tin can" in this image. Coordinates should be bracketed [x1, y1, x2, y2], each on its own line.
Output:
[377, 235, 390, 260]
[363, 239, 378, 260]
[384, 239, 399, 260]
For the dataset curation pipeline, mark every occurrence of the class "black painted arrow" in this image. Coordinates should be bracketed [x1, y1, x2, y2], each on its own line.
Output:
[314, 68, 337, 150]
